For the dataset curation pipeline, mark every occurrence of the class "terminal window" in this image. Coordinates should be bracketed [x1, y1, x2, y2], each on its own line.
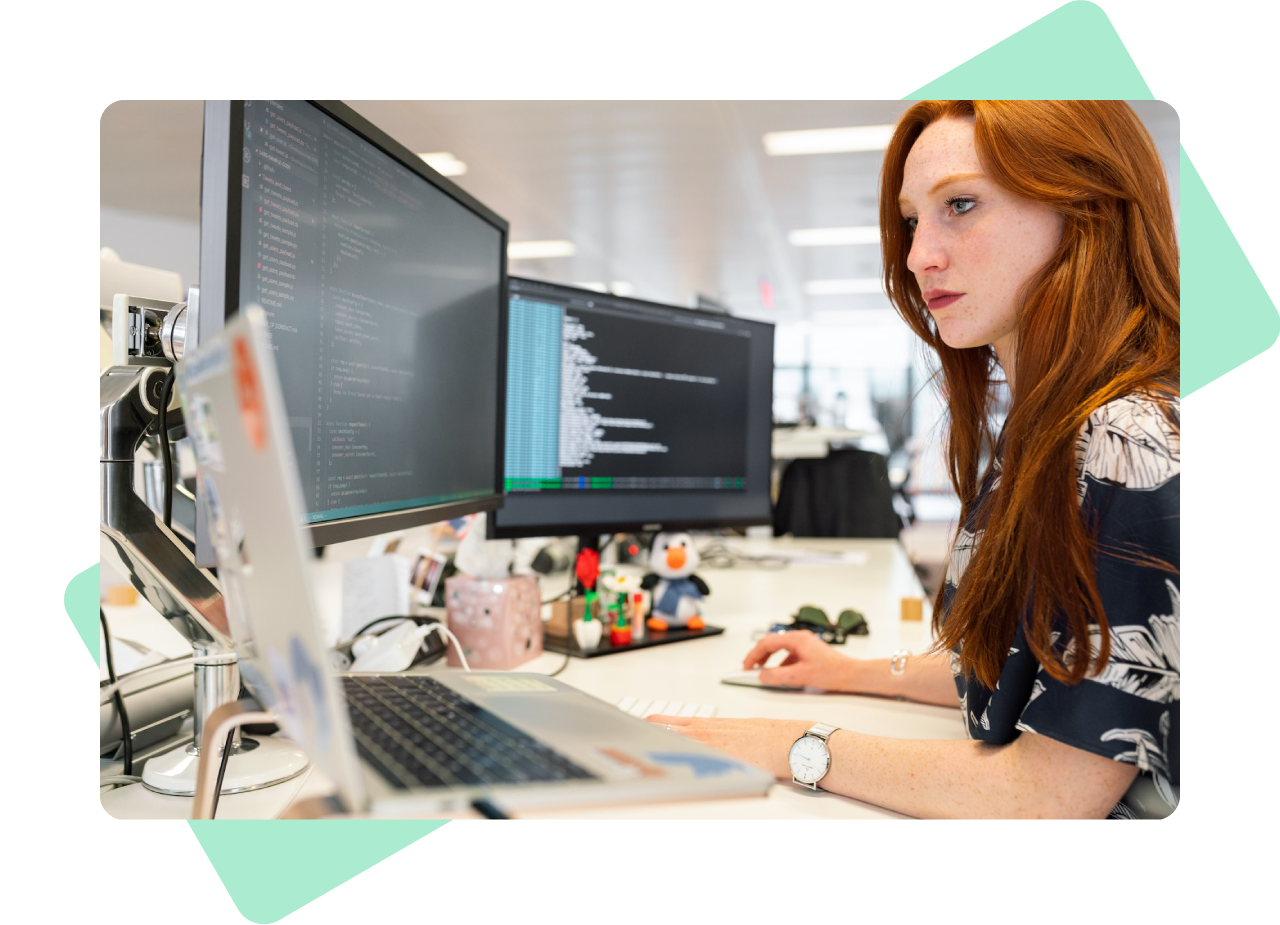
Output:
[505, 289, 752, 493]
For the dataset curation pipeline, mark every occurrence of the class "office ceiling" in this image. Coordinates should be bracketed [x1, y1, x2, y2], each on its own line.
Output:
[100, 100, 1180, 323]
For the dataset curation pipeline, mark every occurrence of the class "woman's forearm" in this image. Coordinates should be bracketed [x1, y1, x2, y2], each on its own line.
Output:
[843, 652, 959, 707]
[806, 729, 1137, 819]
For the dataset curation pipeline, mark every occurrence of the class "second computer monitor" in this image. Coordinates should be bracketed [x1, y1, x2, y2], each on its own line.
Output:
[492, 278, 774, 539]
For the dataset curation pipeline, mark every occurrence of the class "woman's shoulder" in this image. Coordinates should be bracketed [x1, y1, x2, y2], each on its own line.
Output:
[1074, 389, 1180, 496]
[1084, 389, 1180, 444]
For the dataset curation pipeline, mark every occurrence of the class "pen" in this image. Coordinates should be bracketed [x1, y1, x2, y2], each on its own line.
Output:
[470, 796, 510, 819]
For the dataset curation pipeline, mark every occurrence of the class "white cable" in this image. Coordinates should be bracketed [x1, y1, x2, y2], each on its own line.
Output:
[99, 775, 144, 789]
[424, 623, 470, 672]
[99, 656, 196, 704]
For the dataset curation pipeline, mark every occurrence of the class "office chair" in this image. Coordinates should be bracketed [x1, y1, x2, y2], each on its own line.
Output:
[773, 447, 902, 538]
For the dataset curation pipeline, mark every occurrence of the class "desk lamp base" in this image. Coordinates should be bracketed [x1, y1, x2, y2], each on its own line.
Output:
[141, 736, 308, 797]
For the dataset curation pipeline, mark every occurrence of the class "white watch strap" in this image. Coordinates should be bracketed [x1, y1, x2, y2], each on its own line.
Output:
[806, 722, 838, 743]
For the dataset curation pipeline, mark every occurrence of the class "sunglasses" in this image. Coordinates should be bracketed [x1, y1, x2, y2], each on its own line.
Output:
[783, 605, 869, 644]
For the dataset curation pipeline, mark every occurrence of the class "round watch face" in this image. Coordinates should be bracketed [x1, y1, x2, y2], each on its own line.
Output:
[788, 734, 830, 783]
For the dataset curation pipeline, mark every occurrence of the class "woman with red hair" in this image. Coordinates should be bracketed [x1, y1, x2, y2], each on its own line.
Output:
[649, 100, 1179, 818]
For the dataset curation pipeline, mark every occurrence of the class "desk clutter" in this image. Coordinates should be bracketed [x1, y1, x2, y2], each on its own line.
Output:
[542, 531, 728, 659]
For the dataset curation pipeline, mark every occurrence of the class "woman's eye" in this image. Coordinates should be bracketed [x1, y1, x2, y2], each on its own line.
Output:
[902, 216, 918, 233]
[947, 197, 976, 216]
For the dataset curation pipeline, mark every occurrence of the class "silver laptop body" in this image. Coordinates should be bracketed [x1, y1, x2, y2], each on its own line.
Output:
[177, 307, 773, 815]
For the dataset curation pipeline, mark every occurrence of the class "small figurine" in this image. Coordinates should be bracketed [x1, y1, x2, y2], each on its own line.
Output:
[572, 548, 603, 650]
[607, 597, 631, 646]
[599, 570, 638, 645]
[641, 532, 710, 632]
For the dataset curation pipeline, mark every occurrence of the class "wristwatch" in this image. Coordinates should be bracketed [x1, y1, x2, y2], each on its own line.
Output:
[788, 722, 839, 790]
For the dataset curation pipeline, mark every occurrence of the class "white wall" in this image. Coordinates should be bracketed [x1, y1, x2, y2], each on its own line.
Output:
[100, 205, 200, 288]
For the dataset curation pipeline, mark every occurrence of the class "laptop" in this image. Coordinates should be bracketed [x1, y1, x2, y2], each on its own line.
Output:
[176, 307, 774, 816]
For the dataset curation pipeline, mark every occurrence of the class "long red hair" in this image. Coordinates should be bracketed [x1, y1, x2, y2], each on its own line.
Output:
[879, 101, 1180, 688]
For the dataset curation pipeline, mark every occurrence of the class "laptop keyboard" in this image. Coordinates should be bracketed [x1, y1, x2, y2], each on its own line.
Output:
[343, 675, 599, 791]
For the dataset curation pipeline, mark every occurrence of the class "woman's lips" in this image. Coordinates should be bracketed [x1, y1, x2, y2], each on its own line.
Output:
[926, 294, 962, 313]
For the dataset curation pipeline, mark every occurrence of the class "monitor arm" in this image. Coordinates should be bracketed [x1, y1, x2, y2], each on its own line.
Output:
[99, 290, 302, 796]
[100, 361, 229, 652]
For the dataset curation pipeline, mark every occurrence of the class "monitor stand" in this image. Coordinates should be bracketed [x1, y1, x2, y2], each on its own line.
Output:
[542, 533, 725, 658]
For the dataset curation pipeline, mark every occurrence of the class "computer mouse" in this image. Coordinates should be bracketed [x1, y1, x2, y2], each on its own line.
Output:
[719, 669, 805, 692]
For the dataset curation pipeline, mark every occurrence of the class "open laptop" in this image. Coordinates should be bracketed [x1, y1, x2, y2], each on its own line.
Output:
[176, 307, 774, 816]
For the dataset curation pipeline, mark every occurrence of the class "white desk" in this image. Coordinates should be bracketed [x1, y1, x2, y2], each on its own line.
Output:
[102, 537, 966, 819]
[771, 426, 875, 459]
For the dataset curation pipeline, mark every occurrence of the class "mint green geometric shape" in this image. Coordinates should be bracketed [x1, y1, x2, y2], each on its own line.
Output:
[1177, 145, 1280, 401]
[90, 5, 1228, 910]
[64, 565, 99, 736]
[189, 821, 447, 924]
[910, 2, 1151, 99]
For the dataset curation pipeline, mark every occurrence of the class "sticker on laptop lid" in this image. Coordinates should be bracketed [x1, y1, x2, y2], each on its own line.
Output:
[231, 333, 267, 452]
[457, 676, 556, 693]
[291, 635, 331, 753]
[185, 394, 224, 471]
[218, 560, 253, 645]
[197, 472, 226, 547]
[182, 339, 228, 385]
[596, 748, 665, 779]
[645, 752, 754, 778]
[266, 647, 299, 741]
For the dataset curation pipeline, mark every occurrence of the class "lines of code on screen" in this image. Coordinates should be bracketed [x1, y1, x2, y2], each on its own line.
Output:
[505, 285, 751, 493]
[238, 100, 502, 524]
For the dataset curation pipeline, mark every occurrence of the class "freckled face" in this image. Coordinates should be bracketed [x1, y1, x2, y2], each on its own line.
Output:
[898, 117, 1063, 356]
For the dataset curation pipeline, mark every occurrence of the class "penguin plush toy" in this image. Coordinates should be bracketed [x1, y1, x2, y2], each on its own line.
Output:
[641, 532, 710, 631]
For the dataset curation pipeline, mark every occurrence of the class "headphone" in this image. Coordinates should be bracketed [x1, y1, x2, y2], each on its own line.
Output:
[332, 616, 470, 673]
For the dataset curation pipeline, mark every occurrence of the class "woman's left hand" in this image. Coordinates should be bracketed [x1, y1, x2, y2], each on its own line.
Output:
[645, 715, 813, 779]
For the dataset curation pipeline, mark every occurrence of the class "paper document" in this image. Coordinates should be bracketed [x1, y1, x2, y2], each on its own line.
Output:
[751, 548, 870, 566]
[340, 554, 412, 639]
[97, 637, 167, 680]
[99, 602, 200, 681]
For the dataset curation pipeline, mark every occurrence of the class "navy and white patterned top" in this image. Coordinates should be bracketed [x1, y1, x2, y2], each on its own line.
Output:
[943, 393, 1180, 818]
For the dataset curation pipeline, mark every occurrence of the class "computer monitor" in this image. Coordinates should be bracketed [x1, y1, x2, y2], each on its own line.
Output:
[195, 100, 508, 566]
[491, 277, 774, 541]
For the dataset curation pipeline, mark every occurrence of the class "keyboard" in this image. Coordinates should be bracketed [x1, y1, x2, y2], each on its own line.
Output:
[615, 696, 718, 719]
[343, 675, 598, 790]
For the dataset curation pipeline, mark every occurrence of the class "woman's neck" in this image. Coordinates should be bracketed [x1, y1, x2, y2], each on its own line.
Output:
[993, 332, 1017, 396]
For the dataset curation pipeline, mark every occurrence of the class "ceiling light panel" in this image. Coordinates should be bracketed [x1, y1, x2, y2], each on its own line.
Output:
[508, 240, 576, 260]
[417, 152, 467, 177]
[763, 124, 896, 156]
[789, 226, 881, 247]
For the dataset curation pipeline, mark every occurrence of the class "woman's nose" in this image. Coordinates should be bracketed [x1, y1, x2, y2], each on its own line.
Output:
[906, 221, 947, 276]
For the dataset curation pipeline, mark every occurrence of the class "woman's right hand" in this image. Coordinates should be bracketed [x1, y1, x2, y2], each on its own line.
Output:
[741, 630, 861, 692]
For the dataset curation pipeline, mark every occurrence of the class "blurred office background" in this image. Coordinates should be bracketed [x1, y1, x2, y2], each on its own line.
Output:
[101, 100, 1179, 592]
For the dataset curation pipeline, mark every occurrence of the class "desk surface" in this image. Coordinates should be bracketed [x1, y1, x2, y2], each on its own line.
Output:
[771, 426, 876, 458]
[102, 537, 965, 820]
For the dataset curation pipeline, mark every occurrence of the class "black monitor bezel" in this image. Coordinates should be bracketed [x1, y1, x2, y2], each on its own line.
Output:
[196, 100, 508, 563]
[490, 277, 775, 540]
